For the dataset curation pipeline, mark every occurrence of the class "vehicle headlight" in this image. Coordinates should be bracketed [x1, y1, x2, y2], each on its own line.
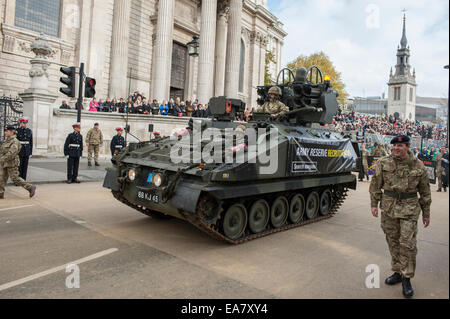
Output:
[128, 169, 136, 181]
[153, 173, 162, 187]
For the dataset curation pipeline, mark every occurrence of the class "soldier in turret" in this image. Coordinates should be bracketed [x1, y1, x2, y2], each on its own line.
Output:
[256, 86, 289, 117]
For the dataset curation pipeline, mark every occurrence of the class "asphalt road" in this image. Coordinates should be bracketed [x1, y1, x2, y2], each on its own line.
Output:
[0, 180, 448, 299]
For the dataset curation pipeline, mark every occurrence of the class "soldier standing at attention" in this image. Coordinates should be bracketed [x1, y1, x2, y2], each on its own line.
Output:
[256, 86, 289, 117]
[17, 117, 33, 180]
[0, 126, 36, 199]
[86, 123, 103, 167]
[372, 142, 387, 157]
[436, 147, 445, 192]
[361, 143, 370, 181]
[370, 135, 431, 298]
[64, 123, 83, 184]
[110, 127, 126, 156]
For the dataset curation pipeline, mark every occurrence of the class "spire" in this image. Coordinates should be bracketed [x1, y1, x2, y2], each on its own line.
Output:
[400, 13, 408, 49]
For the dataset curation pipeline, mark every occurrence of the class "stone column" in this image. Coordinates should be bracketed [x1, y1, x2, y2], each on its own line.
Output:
[151, 0, 175, 102]
[19, 34, 57, 155]
[224, 0, 242, 98]
[109, 0, 131, 99]
[214, 2, 228, 97]
[196, 0, 217, 104]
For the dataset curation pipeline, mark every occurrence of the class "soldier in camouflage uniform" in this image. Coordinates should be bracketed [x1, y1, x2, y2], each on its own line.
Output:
[256, 86, 289, 117]
[86, 123, 103, 166]
[361, 143, 370, 181]
[372, 142, 387, 157]
[0, 126, 36, 199]
[370, 135, 431, 298]
[436, 147, 445, 192]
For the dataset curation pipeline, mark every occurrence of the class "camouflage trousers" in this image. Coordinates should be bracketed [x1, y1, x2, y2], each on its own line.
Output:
[381, 213, 418, 278]
[0, 166, 33, 194]
[362, 161, 369, 179]
[88, 144, 100, 162]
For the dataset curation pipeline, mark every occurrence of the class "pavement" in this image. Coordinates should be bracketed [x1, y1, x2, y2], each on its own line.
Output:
[0, 166, 448, 299]
[7, 157, 112, 185]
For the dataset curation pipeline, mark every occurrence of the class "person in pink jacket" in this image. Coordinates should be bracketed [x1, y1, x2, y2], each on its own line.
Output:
[89, 98, 99, 112]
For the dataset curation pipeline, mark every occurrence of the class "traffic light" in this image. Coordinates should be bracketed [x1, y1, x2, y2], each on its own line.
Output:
[85, 77, 96, 98]
[59, 66, 76, 97]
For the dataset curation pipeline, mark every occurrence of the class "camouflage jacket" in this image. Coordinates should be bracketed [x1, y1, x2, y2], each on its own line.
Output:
[256, 100, 289, 115]
[86, 128, 103, 145]
[372, 146, 387, 157]
[436, 153, 443, 173]
[0, 136, 21, 168]
[369, 151, 431, 218]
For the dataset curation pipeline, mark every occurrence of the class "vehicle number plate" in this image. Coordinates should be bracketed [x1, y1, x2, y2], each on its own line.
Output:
[137, 191, 159, 203]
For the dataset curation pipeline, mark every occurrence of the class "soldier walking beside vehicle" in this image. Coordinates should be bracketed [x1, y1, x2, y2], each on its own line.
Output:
[0, 126, 36, 199]
[369, 135, 431, 298]
[64, 123, 83, 184]
[86, 123, 103, 167]
[17, 117, 33, 180]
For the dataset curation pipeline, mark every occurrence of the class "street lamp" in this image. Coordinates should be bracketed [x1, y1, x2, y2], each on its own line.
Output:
[187, 35, 199, 57]
[444, 65, 449, 148]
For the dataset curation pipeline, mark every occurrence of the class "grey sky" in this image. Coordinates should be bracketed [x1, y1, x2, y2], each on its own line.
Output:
[267, 0, 449, 98]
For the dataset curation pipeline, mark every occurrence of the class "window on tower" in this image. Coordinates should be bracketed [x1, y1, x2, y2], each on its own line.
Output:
[394, 87, 401, 101]
[409, 88, 413, 102]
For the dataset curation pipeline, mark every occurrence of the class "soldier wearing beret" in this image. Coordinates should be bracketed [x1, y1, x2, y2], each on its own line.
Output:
[17, 117, 33, 180]
[64, 123, 83, 184]
[110, 127, 126, 156]
[0, 126, 36, 199]
[370, 134, 431, 298]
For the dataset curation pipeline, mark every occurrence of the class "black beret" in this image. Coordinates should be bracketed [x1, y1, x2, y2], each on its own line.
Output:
[5, 125, 16, 131]
[94, 123, 99, 126]
[391, 135, 410, 144]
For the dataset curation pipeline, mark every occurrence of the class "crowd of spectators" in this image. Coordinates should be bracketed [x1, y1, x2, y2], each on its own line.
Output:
[332, 109, 448, 141]
[60, 91, 213, 118]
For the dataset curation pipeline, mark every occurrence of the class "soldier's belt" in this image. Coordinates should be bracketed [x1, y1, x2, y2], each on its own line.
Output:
[383, 190, 417, 199]
[69, 144, 80, 148]
[20, 141, 30, 144]
[115, 145, 123, 149]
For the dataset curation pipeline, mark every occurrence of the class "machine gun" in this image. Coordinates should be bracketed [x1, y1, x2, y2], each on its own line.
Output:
[256, 66, 339, 125]
[208, 96, 246, 122]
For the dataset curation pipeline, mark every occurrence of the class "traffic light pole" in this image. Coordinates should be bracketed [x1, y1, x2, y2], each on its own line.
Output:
[76, 63, 85, 123]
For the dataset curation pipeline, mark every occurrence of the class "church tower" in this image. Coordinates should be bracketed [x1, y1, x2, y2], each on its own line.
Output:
[387, 14, 417, 121]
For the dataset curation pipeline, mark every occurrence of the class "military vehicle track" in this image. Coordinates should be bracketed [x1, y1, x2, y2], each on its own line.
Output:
[112, 186, 349, 244]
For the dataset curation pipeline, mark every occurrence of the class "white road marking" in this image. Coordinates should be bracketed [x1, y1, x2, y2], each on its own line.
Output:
[0, 248, 118, 292]
[0, 205, 34, 212]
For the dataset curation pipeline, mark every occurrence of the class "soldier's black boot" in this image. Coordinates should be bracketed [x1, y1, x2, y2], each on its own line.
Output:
[402, 277, 414, 298]
[95, 162, 100, 167]
[66, 180, 72, 184]
[385, 272, 402, 285]
[0, 193, 4, 199]
[437, 188, 442, 192]
[29, 186, 36, 198]
[88, 161, 92, 167]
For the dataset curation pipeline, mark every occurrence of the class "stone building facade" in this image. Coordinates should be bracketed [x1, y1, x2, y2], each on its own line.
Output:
[0, 0, 286, 109]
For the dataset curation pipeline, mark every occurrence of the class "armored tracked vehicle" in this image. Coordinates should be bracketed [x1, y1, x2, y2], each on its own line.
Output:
[103, 66, 358, 244]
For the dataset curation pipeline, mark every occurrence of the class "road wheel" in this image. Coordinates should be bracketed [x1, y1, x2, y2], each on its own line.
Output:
[305, 191, 319, 220]
[248, 199, 270, 234]
[319, 189, 332, 216]
[289, 194, 305, 223]
[270, 196, 288, 228]
[222, 204, 247, 240]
